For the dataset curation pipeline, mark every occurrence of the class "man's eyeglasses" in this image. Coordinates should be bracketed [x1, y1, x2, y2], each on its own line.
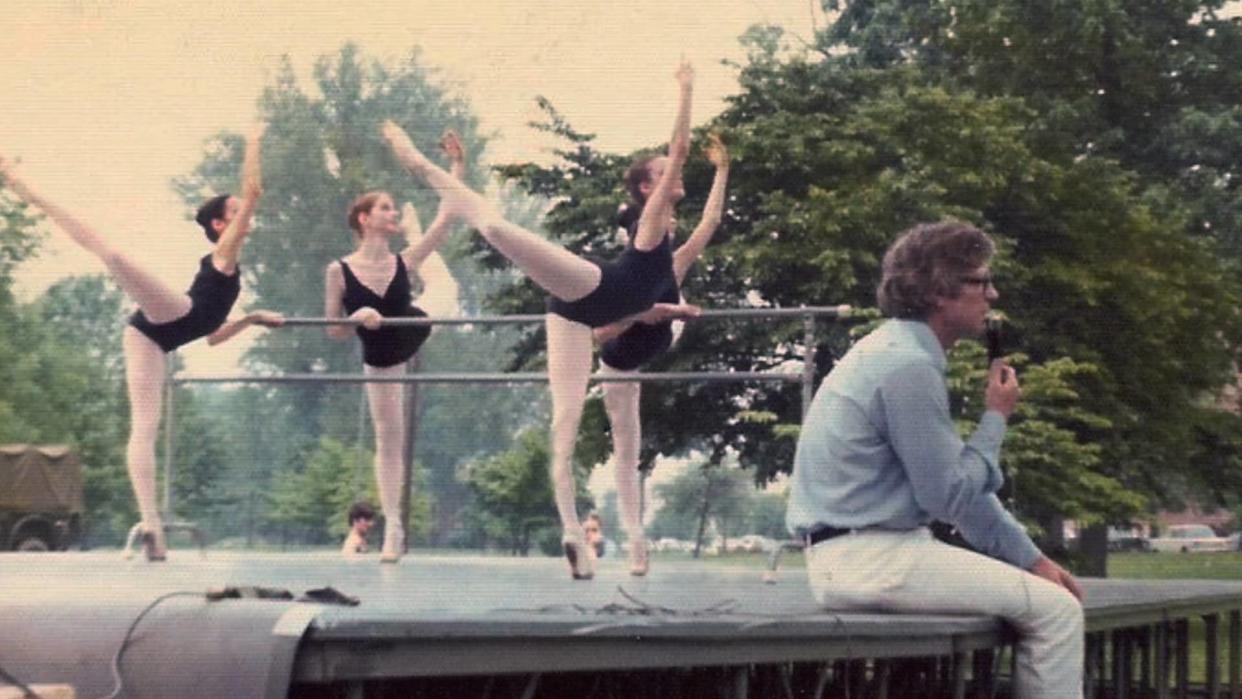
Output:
[959, 274, 995, 290]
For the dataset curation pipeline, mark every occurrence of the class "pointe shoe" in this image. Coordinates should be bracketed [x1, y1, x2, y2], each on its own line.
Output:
[141, 524, 167, 562]
[380, 522, 405, 564]
[628, 538, 649, 577]
[563, 534, 595, 580]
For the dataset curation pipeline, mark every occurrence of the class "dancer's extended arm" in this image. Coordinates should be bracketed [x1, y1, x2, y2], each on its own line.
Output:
[672, 132, 728, 283]
[592, 302, 702, 344]
[0, 157, 116, 260]
[400, 130, 464, 271]
[207, 310, 285, 346]
[633, 61, 694, 251]
[212, 122, 266, 274]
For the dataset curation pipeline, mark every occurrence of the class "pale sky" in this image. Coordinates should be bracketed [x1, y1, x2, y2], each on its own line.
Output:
[3, 0, 825, 373]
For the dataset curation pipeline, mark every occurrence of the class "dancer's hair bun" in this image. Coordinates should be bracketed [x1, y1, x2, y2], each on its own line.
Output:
[616, 202, 642, 229]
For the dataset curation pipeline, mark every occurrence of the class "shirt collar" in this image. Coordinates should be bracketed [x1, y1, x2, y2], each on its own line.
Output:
[890, 319, 948, 373]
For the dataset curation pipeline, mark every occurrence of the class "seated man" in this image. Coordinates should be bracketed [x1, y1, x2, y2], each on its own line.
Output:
[786, 221, 1084, 698]
[341, 501, 376, 557]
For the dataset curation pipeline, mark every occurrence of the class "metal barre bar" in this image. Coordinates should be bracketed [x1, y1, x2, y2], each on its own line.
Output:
[173, 371, 805, 385]
[276, 305, 854, 327]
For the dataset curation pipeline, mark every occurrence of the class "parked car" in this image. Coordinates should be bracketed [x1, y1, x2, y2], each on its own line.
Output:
[1148, 524, 1233, 553]
[1107, 526, 1152, 553]
[0, 444, 84, 551]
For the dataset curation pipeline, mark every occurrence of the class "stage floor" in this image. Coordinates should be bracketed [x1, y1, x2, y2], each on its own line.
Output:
[5, 551, 1242, 697]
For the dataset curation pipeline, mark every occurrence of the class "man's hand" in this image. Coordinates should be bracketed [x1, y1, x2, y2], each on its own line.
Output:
[984, 359, 1020, 419]
[1029, 555, 1084, 601]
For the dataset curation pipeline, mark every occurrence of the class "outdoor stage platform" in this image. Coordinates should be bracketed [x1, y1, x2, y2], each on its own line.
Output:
[4, 551, 1242, 698]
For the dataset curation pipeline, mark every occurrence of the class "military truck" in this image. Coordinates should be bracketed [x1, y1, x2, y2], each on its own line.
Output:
[0, 444, 84, 551]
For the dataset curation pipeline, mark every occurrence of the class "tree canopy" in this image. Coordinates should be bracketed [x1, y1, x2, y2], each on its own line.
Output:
[495, 8, 1242, 530]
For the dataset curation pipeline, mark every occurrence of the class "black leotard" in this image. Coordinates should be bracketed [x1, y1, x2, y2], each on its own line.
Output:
[546, 234, 676, 328]
[598, 279, 680, 370]
[128, 254, 240, 353]
[339, 255, 430, 368]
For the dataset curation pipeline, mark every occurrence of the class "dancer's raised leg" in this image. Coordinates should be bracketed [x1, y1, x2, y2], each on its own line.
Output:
[364, 363, 407, 562]
[601, 365, 648, 575]
[381, 122, 601, 302]
[545, 313, 596, 579]
[122, 326, 168, 560]
[0, 158, 192, 324]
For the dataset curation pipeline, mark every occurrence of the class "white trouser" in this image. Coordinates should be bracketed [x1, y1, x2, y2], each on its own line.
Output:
[805, 528, 1083, 699]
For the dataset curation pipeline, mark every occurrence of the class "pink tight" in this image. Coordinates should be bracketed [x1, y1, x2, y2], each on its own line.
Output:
[546, 317, 647, 550]
[545, 314, 593, 540]
[364, 363, 407, 554]
[122, 326, 168, 532]
[600, 364, 644, 543]
[110, 246, 193, 538]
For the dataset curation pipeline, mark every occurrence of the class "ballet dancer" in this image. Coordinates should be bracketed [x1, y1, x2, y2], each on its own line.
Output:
[324, 130, 465, 563]
[0, 123, 277, 560]
[593, 131, 729, 576]
[381, 62, 705, 579]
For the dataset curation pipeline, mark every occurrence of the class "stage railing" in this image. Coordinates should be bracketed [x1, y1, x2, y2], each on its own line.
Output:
[158, 305, 854, 526]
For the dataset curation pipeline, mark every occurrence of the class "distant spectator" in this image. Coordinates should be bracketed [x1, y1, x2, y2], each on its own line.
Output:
[585, 513, 605, 559]
[342, 501, 376, 557]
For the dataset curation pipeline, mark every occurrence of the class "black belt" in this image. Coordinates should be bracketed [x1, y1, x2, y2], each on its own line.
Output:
[805, 525, 853, 546]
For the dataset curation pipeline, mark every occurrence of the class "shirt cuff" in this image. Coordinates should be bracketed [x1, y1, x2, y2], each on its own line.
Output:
[970, 410, 1008, 491]
[998, 525, 1044, 570]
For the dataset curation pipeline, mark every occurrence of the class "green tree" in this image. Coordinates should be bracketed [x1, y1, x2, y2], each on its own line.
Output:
[173, 43, 481, 462]
[747, 490, 789, 539]
[824, 0, 1242, 253]
[462, 427, 591, 555]
[499, 23, 1241, 534]
[267, 437, 374, 545]
[33, 275, 132, 541]
[652, 461, 752, 557]
[175, 44, 547, 547]
[803, 1, 1242, 510]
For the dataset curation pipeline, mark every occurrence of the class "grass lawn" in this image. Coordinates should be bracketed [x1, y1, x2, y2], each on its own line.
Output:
[1107, 551, 1242, 686]
[1110, 550, 1242, 580]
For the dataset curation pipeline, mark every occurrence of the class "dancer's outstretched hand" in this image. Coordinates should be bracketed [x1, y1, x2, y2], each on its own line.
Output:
[705, 132, 729, 168]
[249, 310, 285, 327]
[440, 129, 464, 163]
[638, 302, 701, 324]
[351, 306, 383, 330]
[675, 59, 694, 89]
[241, 122, 267, 201]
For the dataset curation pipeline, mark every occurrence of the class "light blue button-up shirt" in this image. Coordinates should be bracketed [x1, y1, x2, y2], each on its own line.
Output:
[786, 319, 1042, 569]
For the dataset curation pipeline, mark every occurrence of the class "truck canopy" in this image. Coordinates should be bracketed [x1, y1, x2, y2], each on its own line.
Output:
[0, 444, 84, 513]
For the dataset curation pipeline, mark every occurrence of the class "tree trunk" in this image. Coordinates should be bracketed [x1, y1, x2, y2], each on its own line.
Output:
[693, 483, 713, 559]
[1080, 523, 1108, 578]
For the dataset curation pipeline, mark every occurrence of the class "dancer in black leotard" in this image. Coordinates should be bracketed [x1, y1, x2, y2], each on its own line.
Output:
[382, 62, 714, 579]
[324, 130, 464, 563]
[0, 123, 277, 560]
[337, 254, 430, 368]
[592, 132, 729, 575]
